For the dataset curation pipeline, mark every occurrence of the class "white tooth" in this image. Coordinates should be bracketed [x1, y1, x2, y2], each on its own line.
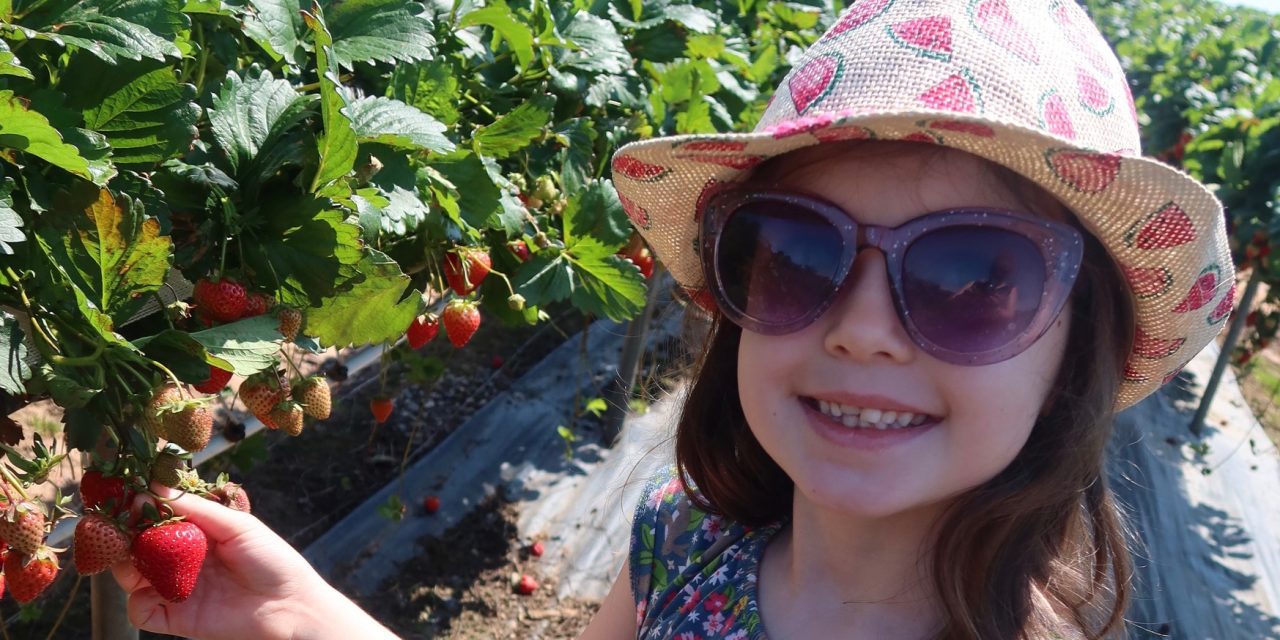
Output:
[858, 416, 873, 428]
[829, 404, 842, 417]
[874, 421, 890, 430]
[897, 413, 913, 426]
[911, 414, 926, 425]
[881, 411, 897, 424]
[840, 403, 859, 417]
[819, 400, 830, 414]
[841, 414, 857, 427]
[862, 408, 882, 423]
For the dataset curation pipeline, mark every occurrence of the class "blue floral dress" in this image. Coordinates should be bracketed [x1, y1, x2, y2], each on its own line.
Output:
[630, 466, 787, 640]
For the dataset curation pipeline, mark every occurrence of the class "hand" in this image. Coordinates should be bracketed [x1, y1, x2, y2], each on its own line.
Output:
[112, 483, 397, 640]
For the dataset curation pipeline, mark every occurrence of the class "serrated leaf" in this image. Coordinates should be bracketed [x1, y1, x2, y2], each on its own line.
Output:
[663, 4, 716, 34]
[515, 252, 573, 308]
[37, 189, 173, 325]
[13, 0, 186, 64]
[307, 249, 423, 348]
[187, 315, 285, 374]
[241, 0, 303, 64]
[556, 118, 597, 197]
[388, 59, 460, 126]
[134, 328, 232, 382]
[345, 95, 455, 154]
[206, 68, 315, 183]
[0, 312, 30, 395]
[460, 5, 534, 70]
[560, 12, 631, 74]
[563, 179, 630, 249]
[565, 237, 646, 322]
[240, 194, 364, 306]
[322, 0, 435, 69]
[0, 40, 33, 79]
[429, 151, 502, 230]
[305, 8, 357, 192]
[0, 177, 23, 254]
[62, 58, 200, 168]
[0, 91, 94, 180]
[473, 94, 553, 159]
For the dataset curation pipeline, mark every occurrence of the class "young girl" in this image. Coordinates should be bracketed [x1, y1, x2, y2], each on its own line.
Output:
[112, 1, 1233, 639]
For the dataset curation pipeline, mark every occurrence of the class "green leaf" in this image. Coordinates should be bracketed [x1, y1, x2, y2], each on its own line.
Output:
[388, 59, 460, 126]
[61, 57, 200, 168]
[563, 179, 630, 249]
[0, 312, 30, 395]
[556, 118, 597, 196]
[0, 177, 23, 254]
[345, 96, 454, 154]
[62, 407, 104, 452]
[306, 249, 424, 347]
[134, 329, 227, 382]
[241, 0, 303, 64]
[0, 40, 33, 79]
[206, 69, 315, 183]
[473, 94, 553, 159]
[322, 0, 435, 69]
[37, 189, 173, 325]
[559, 11, 631, 74]
[240, 194, 364, 306]
[11, 0, 186, 64]
[460, 5, 534, 70]
[663, 4, 716, 34]
[429, 151, 502, 230]
[304, 8, 358, 192]
[187, 315, 285, 374]
[0, 90, 94, 180]
[565, 237, 646, 322]
[515, 251, 573, 307]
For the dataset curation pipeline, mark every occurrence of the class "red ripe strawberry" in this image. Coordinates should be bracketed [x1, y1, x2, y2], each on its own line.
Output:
[240, 371, 288, 422]
[192, 364, 234, 394]
[277, 307, 303, 342]
[619, 246, 655, 280]
[0, 570, 5, 599]
[0, 502, 46, 555]
[293, 376, 331, 420]
[193, 278, 248, 324]
[508, 240, 531, 262]
[80, 470, 128, 515]
[5, 546, 59, 603]
[74, 513, 130, 576]
[443, 299, 481, 348]
[530, 541, 545, 557]
[422, 495, 440, 514]
[406, 314, 439, 349]
[269, 401, 305, 437]
[242, 291, 272, 317]
[163, 399, 214, 452]
[370, 396, 394, 423]
[132, 520, 208, 603]
[443, 248, 492, 296]
[210, 482, 251, 514]
[515, 574, 538, 595]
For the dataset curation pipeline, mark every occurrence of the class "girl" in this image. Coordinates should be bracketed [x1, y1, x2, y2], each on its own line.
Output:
[112, 1, 1233, 639]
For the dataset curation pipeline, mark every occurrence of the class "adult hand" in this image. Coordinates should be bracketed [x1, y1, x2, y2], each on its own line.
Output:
[112, 484, 398, 640]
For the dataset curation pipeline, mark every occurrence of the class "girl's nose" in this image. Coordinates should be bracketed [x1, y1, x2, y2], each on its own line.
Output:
[822, 248, 916, 364]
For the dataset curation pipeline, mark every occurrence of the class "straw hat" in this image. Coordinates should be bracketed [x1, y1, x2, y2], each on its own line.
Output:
[610, 0, 1234, 410]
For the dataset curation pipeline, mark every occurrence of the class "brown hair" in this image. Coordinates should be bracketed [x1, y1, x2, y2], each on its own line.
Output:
[671, 145, 1136, 639]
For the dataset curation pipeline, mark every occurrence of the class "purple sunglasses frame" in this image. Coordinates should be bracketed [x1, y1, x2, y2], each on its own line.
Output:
[698, 189, 1085, 366]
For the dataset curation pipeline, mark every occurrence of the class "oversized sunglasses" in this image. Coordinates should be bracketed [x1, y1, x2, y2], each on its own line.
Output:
[699, 190, 1084, 366]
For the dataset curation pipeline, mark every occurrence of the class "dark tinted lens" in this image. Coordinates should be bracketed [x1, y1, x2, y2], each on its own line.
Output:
[717, 201, 845, 325]
[902, 227, 1045, 354]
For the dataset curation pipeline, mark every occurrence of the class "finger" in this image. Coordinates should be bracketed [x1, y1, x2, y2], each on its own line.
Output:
[111, 559, 148, 593]
[131, 483, 261, 545]
[126, 586, 174, 634]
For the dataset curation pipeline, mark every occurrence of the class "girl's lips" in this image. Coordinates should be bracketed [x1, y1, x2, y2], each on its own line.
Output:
[799, 397, 940, 451]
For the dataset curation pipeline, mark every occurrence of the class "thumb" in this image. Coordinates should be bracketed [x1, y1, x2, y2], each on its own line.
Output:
[130, 483, 262, 545]
[125, 585, 179, 634]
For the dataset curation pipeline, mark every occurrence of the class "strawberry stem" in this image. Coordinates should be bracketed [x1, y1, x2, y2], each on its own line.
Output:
[147, 359, 187, 399]
[0, 463, 31, 502]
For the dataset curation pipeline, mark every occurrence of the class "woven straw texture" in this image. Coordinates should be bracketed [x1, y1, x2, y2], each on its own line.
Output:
[611, 0, 1233, 411]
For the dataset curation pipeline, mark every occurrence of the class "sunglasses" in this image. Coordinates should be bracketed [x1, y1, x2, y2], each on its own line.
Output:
[699, 190, 1084, 366]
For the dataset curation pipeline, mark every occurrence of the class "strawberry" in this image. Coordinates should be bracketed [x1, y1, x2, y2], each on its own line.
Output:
[132, 520, 208, 603]
[240, 371, 289, 423]
[277, 307, 303, 342]
[142, 385, 182, 440]
[406, 314, 439, 349]
[193, 277, 247, 324]
[619, 246, 655, 280]
[422, 495, 440, 514]
[80, 470, 128, 515]
[242, 291, 273, 317]
[443, 248, 492, 296]
[443, 299, 481, 348]
[74, 513, 131, 576]
[293, 376, 331, 420]
[508, 240, 531, 262]
[5, 546, 59, 603]
[210, 481, 251, 514]
[150, 452, 186, 489]
[269, 401, 305, 437]
[192, 364, 234, 394]
[491, 355, 505, 369]
[530, 541, 545, 557]
[370, 396, 394, 423]
[0, 501, 46, 555]
[162, 399, 214, 452]
[515, 574, 538, 595]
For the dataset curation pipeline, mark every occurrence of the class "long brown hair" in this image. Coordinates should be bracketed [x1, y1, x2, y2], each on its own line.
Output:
[670, 149, 1136, 639]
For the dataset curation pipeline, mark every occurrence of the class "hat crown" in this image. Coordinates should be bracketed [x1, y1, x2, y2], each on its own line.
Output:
[759, 0, 1141, 155]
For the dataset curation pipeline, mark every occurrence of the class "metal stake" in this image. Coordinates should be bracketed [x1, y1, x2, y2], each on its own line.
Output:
[1191, 271, 1262, 436]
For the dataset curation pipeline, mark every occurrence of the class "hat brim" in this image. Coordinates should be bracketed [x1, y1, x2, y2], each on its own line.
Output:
[611, 110, 1234, 411]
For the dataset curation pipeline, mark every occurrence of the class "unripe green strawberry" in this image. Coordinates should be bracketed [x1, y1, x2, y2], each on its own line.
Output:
[132, 520, 208, 603]
[0, 501, 46, 556]
[142, 385, 182, 440]
[74, 512, 131, 576]
[443, 299, 481, 348]
[293, 377, 331, 420]
[162, 399, 213, 452]
[533, 175, 559, 202]
[277, 307, 303, 342]
[5, 546, 59, 603]
[210, 481, 251, 514]
[507, 293, 526, 311]
[150, 453, 186, 489]
[269, 401, 305, 437]
[240, 371, 288, 422]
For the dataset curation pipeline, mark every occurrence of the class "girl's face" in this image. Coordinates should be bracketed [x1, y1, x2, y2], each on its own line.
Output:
[737, 143, 1072, 520]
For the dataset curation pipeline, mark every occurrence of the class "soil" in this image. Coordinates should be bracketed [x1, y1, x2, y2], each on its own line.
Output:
[0, 300, 626, 639]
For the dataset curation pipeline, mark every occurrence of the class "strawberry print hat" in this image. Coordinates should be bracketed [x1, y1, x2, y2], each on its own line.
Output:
[610, 0, 1234, 411]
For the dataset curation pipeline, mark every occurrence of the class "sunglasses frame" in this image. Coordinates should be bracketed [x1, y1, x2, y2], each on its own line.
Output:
[699, 189, 1085, 366]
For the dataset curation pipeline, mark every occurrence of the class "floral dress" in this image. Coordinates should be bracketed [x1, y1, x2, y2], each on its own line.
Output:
[630, 466, 786, 640]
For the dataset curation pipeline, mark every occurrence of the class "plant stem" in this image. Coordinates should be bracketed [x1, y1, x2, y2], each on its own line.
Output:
[0, 464, 31, 502]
